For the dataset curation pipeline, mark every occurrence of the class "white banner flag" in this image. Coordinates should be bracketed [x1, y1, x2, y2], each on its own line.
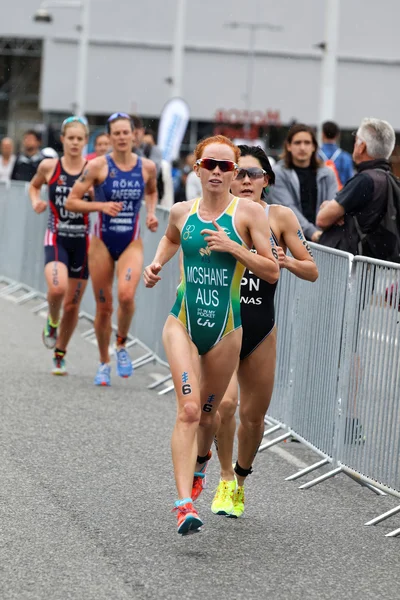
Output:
[158, 97, 190, 162]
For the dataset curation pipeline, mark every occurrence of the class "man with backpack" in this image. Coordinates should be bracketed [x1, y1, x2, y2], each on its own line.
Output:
[319, 121, 354, 189]
[317, 118, 399, 446]
[317, 118, 400, 262]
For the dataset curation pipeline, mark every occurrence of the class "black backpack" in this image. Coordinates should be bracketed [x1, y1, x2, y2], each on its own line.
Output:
[353, 170, 400, 262]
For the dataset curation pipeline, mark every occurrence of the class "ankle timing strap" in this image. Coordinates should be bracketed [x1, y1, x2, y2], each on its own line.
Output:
[197, 451, 212, 464]
[55, 348, 66, 357]
[116, 334, 127, 346]
[234, 461, 253, 478]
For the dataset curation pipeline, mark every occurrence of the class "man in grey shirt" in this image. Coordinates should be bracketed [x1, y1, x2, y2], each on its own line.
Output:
[185, 153, 202, 200]
[0, 137, 16, 183]
[269, 124, 338, 241]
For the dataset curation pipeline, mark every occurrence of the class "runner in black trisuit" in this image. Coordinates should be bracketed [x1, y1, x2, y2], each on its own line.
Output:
[212, 145, 319, 518]
[29, 116, 92, 375]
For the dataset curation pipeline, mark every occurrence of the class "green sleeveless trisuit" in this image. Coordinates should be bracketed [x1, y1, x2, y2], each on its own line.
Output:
[170, 196, 247, 355]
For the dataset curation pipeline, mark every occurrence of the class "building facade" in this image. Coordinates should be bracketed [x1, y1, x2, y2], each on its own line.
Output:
[1, 0, 400, 151]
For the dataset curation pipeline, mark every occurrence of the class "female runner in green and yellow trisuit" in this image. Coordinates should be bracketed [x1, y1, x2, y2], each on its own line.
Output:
[144, 135, 279, 535]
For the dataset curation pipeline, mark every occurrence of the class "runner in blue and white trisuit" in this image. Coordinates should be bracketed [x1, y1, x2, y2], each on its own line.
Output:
[29, 116, 91, 376]
[66, 112, 158, 386]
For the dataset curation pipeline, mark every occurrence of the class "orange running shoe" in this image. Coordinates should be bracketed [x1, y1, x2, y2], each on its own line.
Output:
[173, 499, 203, 535]
[191, 451, 212, 501]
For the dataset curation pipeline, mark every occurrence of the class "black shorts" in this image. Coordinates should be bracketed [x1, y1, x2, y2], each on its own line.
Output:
[239, 273, 278, 360]
[44, 236, 89, 280]
[240, 303, 275, 360]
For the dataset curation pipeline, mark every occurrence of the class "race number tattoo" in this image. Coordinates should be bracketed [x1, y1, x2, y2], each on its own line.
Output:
[52, 262, 59, 286]
[202, 393, 216, 413]
[99, 288, 106, 303]
[296, 228, 305, 241]
[297, 229, 314, 258]
[79, 168, 89, 183]
[272, 247, 279, 261]
[72, 282, 83, 304]
[181, 371, 192, 395]
[125, 268, 132, 281]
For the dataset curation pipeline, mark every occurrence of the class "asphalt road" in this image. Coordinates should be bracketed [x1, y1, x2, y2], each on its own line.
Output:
[1, 294, 400, 600]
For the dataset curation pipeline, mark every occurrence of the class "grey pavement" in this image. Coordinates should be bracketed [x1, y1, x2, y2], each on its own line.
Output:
[0, 295, 400, 600]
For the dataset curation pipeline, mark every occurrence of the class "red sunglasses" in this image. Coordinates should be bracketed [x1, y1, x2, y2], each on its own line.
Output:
[196, 158, 238, 172]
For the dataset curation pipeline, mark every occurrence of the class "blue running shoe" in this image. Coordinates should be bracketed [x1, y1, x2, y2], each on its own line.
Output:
[115, 347, 133, 378]
[94, 363, 111, 386]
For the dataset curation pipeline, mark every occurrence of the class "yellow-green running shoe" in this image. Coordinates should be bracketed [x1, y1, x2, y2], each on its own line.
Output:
[211, 479, 237, 516]
[229, 485, 245, 518]
[42, 316, 59, 349]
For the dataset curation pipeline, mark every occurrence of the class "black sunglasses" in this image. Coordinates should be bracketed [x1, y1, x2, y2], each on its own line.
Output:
[236, 167, 267, 181]
[196, 158, 238, 172]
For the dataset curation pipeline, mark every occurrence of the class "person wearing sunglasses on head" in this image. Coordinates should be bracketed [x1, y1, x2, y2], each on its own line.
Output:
[66, 112, 158, 386]
[143, 135, 279, 535]
[29, 116, 92, 375]
[211, 144, 318, 518]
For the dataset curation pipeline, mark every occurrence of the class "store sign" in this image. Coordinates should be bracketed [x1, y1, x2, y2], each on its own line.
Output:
[214, 108, 281, 126]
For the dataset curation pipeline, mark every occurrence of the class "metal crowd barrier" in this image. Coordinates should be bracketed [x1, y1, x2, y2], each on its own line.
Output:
[262, 248, 400, 537]
[338, 257, 400, 536]
[263, 245, 354, 461]
[339, 257, 400, 492]
[0, 181, 178, 372]
[0, 181, 47, 292]
[1, 182, 399, 537]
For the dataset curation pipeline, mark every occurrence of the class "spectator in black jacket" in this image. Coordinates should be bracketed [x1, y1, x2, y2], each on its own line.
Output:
[317, 117, 396, 256]
[317, 117, 397, 445]
[11, 130, 43, 182]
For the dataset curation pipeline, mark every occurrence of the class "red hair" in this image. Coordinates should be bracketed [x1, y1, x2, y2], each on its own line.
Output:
[194, 135, 240, 163]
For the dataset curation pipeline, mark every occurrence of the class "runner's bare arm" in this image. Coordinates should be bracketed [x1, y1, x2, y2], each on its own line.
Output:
[65, 159, 121, 216]
[278, 208, 318, 281]
[201, 202, 279, 284]
[143, 159, 158, 232]
[179, 250, 184, 280]
[143, 203, 184, 287]
[29, 159, 54, 213]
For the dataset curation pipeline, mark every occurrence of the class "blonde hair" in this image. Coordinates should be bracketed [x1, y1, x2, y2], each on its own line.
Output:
[61, 116, 89, 136]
